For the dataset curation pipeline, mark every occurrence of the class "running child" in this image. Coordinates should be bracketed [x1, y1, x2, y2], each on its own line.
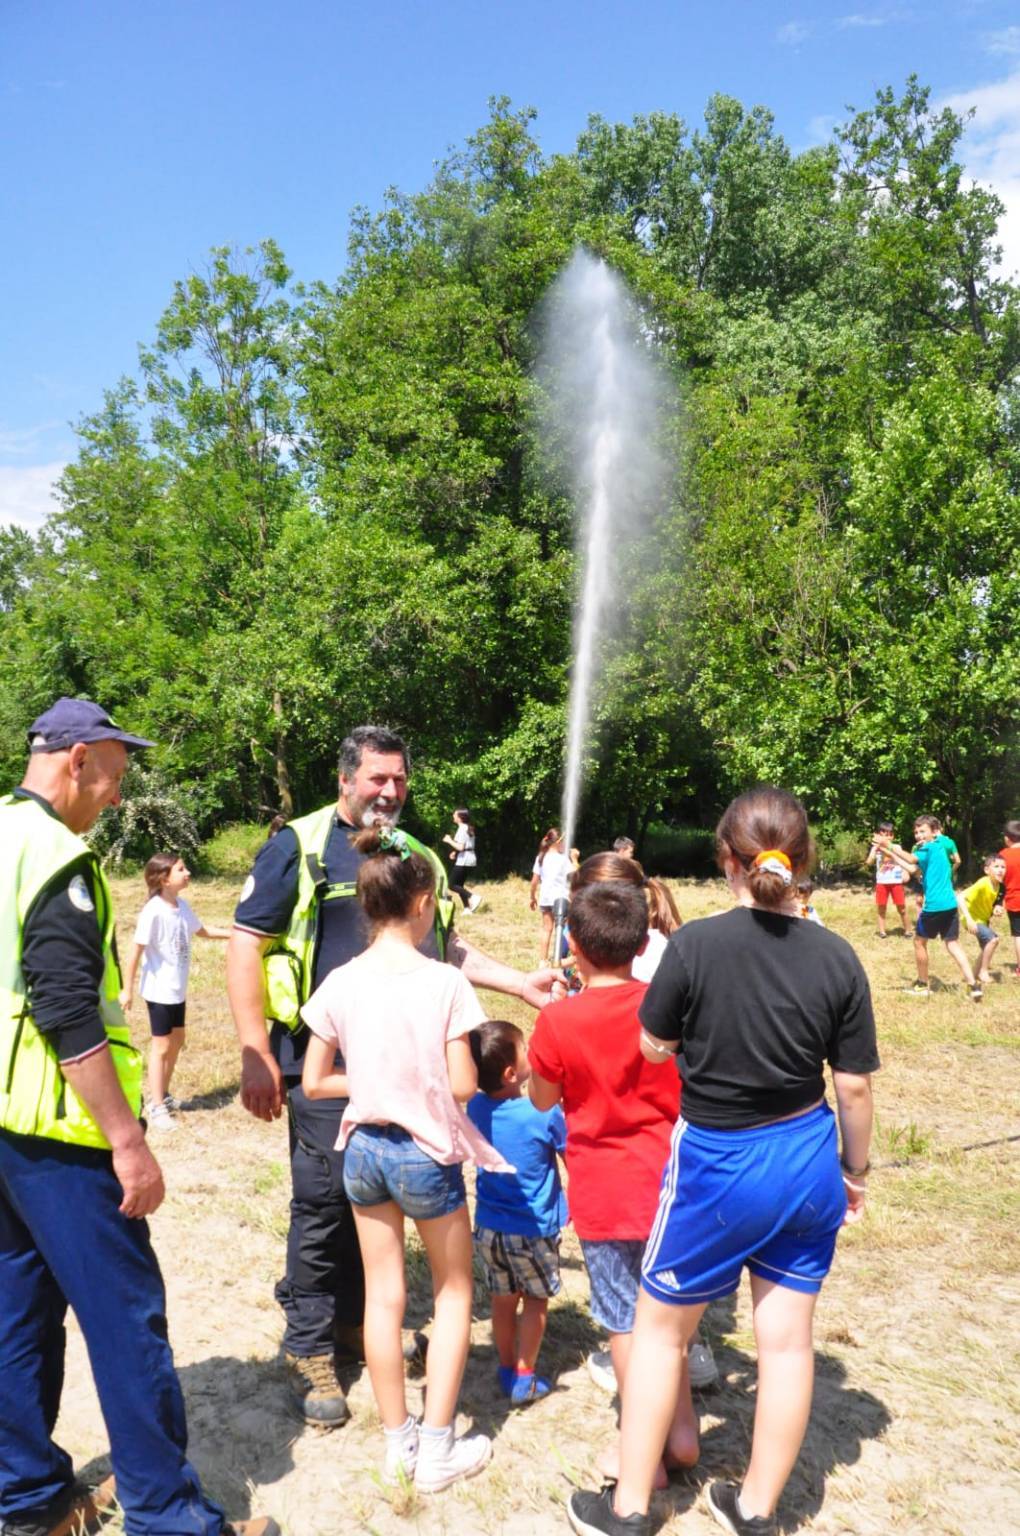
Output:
[120, 853, 229, 1130]
[467, 1020, 567, 1406]
[528, 882, 697, 1488]
[998, 820, 1020, 979]
[442, 807, 482, 913]
[958, 855, 1006, 985]
[866, 822, 910, 937]
[875, 816, 982, 1000]
[300, 825, 500, 1492]
[567, 787, 877, 1536]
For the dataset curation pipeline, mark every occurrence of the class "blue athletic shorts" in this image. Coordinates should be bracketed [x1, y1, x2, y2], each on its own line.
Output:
[916, 907, 960, 942]
[642, 1103, 847, 1305]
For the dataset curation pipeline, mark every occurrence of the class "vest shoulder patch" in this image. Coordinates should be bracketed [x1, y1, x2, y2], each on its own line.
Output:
[240, 874, 255, 902]
[67, 873, 94, 913]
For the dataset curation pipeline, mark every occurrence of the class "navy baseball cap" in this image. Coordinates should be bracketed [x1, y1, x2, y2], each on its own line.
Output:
[27, 698, 155, 754]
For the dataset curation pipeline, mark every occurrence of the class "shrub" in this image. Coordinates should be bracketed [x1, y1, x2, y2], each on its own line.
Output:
[88, 765, 200, 868]
[200, 822, 269, 878]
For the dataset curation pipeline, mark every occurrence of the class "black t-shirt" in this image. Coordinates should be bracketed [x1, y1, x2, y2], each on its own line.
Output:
[14, 789, 107, 1063]
[639, 906, 879, 1130]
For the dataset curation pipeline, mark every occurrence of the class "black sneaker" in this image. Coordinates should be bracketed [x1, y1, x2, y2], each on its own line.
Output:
[1, 1477, 116, 1536]
[567, 1486, 652, 1536]
[706, 1481, 777, 1535]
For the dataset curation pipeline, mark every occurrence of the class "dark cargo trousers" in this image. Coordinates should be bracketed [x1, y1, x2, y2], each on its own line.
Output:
[274, 1080, 366, 1358]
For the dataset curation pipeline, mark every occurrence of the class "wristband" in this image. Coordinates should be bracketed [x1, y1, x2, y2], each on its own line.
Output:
[842, 1174, 867, 1194]
[840, 1158, 870, 1177]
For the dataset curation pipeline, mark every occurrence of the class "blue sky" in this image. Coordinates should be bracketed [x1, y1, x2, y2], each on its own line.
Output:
[3, 0, 1019, 529]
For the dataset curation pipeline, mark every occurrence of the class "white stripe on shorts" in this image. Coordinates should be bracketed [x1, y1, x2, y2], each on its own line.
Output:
[642, 1117, 688, 1276]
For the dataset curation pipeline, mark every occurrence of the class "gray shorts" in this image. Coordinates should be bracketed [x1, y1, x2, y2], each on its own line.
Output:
[473, 1227, 562, 1298]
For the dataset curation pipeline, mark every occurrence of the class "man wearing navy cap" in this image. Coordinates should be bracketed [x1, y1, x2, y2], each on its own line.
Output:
[0, 698, 276, 1536]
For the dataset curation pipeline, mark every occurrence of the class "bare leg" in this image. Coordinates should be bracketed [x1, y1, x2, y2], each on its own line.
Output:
[540, 908, 553, 963]
[914, 934, 929, 984]
[612, 1292, 704, 1516]
[517, 1296, 548, 1373]
[876, 899, 887, 937]
[490, 1292, 520, 1369]
[352, 1201, 408, 1429]
[147, 1035, 172, 1106]
[977, 935, 998, 983]
[945, 938, 976, 987]
[163, 1027, 185, 1094]
[739, 1276, 818, 1519]
[415, 1205, 474, 1428]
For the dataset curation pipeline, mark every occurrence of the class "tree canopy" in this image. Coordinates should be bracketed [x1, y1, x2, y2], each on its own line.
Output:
[3, 81, 1018, 867]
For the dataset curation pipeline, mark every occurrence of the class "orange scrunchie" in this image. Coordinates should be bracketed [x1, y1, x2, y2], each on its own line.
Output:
[753, 849, 792, 870]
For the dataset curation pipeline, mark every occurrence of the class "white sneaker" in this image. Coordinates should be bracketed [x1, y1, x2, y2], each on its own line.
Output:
[688, 1338, 719, 1389]
[586, 1349, 617, 1393]
[383, 1418, 419, 1485]
[147, 1101, 176, 1133]
[466, 893, 483, 913]
[414, 1426, 492, 1493]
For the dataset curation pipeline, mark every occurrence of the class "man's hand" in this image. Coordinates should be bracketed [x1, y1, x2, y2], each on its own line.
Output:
[241, 1045, 284, 1122]
[521, 967, 566, 1010]
[112, 1133, 165, 1219]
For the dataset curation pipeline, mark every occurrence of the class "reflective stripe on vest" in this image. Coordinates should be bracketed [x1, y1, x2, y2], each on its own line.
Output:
[263, 804, 456, 1030]
[0, 795, 143, 1149]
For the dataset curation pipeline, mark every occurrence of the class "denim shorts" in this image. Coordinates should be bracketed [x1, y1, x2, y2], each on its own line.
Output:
[580, 1238, 646, 1334]
[342, 1124, 466, 1221]
[973, 922, 997, 948]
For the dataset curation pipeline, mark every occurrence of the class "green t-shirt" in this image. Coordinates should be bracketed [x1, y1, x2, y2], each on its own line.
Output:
[914, 835, 958, 913]
[961, 875, 998, 927]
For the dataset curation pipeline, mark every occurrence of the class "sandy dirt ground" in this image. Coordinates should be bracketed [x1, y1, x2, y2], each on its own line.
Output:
[51, 879, 1020, 1536]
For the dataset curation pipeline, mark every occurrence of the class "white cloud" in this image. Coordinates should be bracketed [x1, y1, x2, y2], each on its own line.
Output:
[0, 463, 64, 531]
[940, 70, 1020, 279]
[983, 27, 1020, 57]
[777, 21, 812, 46]
[838, 13, 886, 28]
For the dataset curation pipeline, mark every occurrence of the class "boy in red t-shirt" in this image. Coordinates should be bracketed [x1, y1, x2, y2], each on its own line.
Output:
[528, 882, 700, 1484]
[999, 820, 1020, 978]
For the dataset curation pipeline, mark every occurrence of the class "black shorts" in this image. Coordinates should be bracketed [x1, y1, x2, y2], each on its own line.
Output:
[1008, 910, 1020, 938]
[916, 909, 960, 942]
[146, 1000, 186, 1036]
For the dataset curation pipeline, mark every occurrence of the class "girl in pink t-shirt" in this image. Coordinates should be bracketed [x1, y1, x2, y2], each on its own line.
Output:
[301, 825, 503, 1495]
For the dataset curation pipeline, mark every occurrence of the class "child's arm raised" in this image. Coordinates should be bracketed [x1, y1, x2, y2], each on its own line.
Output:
[873, 838, 918, 876]
[301, 1033, 349, 1101]
[446, 1036, 478, 1103]
[119, 941, 145, 1011]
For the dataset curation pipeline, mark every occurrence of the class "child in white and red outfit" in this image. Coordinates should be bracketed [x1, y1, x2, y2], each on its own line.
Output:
[866, 822, 911, 938]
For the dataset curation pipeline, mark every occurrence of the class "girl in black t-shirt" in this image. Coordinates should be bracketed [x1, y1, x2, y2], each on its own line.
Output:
[567, 787, 877, 1536]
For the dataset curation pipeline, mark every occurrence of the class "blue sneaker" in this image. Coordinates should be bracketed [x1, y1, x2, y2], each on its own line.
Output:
[497, 1365, 517, 1395]
[510, 1371, 551, 1405]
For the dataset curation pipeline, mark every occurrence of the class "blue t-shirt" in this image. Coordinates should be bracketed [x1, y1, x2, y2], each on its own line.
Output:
[467, 1094, 568, 1238]
[914, 835, 959, 913]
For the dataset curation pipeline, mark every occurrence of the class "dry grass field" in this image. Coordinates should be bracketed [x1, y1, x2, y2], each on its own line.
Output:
[54, 872, 1019, 1535]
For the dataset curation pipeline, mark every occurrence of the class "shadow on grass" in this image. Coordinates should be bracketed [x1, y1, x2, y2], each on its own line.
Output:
[179, 1084, 240, 1113]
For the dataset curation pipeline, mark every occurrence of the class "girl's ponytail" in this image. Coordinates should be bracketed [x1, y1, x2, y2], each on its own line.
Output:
[352, 826, 435, 925]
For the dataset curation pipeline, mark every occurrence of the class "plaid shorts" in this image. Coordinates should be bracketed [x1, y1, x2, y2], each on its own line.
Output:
[473, 1226, 562, 1298]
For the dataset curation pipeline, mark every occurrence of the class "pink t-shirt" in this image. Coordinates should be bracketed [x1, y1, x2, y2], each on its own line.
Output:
[301, 953, 510, 1172]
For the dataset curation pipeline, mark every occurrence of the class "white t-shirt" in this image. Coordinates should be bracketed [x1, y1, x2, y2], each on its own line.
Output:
[535, 849, 571, 907]
[453, 824, 477, 867]
[631, 926, 668, 983]
[134, 895, 202, 1004]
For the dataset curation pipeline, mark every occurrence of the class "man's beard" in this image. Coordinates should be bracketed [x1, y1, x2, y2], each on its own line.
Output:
[351, 794, 403, 830]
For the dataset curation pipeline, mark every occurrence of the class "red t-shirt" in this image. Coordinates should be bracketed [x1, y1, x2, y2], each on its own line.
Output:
[999, 845, 1020, 911]
[528, 979, 680, 1241]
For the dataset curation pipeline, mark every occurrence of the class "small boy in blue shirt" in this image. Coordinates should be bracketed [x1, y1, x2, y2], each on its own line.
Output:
[876, 815, 982, 1000]
[468, 1020, 567, 1405]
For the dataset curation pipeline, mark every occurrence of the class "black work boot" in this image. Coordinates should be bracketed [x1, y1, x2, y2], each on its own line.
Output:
[284, 1351, 350, 1427]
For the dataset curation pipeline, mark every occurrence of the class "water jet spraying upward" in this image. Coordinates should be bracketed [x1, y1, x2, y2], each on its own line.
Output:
[538, 250, 670, 853]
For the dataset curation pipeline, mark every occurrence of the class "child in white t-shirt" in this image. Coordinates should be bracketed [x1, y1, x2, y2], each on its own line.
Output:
[120, 853, 229, 1129]
[529, 829, 572, 962]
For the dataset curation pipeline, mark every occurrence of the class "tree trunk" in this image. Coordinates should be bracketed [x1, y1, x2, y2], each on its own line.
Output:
[272, 690, 294, 818]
